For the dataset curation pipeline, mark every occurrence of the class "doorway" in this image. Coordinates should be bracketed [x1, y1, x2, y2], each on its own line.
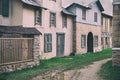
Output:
[87, 32, 93, 53]
[57, 33, 65, 57]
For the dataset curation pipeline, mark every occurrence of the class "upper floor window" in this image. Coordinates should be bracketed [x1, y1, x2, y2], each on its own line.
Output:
[0, 0, 9, 17]
[50, 12, 56, 27]
[82, 9, 86, 20]
[35, 9, 42, 25]
[62, 14, 67, 28]
[94, 12, 98, 22]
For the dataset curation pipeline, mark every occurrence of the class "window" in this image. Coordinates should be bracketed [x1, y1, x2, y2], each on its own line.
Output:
[35, 9, 42, 25]
[81, 35, 86, 48]
[44, 34, 52, 53]
[50, 12, 56, 27]
[62, 14, 67, 28]
[94, 12, 97, 22]
[94, 36, 98, 47]
[82, 9, 86, 20]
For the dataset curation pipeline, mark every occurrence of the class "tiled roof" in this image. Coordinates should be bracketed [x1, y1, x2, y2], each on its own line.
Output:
[0, 25, 41, 35]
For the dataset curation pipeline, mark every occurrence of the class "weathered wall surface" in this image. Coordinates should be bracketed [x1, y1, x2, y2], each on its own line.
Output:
[0, 35, 40, 73]
[75, 23, 102, 54]
[112, 2, 120, 66]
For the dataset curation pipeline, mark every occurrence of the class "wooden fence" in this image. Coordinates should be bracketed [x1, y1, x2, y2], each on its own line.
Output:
[0, 38, 34, 65]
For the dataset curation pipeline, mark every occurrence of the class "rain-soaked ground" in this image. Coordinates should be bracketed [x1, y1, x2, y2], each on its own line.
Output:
[31, 58, 111, 80]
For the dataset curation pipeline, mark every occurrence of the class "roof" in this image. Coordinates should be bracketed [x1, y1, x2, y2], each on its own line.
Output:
[102, 13, 112, 18]
[66, 3, 91, 9]
[21, 0, 47, 10]
[22, 0, 40, 7]
[96, 0, 104, 11]
[66, 0, 104, 11]
[100, 0, 113, 16]
[62, 8, 76, 16]
[0, 25, 41, 35]
[62, 0, 113, 16]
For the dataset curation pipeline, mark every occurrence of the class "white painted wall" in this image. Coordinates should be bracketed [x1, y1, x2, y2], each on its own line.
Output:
[22, 7, 35, 27]
[76, 3, 101, 26]
[38, 0, 73, 59]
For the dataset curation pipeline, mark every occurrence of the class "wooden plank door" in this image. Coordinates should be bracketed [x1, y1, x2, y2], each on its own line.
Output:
[57, 33, 65, 57]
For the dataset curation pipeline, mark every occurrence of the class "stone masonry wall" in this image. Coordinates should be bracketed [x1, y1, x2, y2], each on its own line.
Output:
[112, 4, 120, 66]
[112, 48, 120, 66]
[0, 35, 40, 73]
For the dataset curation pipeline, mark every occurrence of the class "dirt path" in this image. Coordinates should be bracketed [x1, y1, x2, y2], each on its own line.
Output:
[65, 58, 111, 80]
[31, 58, 111, 80]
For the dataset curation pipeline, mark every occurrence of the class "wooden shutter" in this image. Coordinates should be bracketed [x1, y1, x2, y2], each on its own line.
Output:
[2, 0, 9, 17]
[44, 34, 47, 52]
[49, 34, 52, 52]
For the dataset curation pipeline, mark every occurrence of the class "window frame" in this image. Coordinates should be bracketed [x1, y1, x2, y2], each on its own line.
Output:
[82, 8, 86, 20]
[35, 9, 42, 25]
[81, 35, 86, 48]
[50, 12, 56, 27]
[94, 35, 98, 47]
[94, 12, 98, 22]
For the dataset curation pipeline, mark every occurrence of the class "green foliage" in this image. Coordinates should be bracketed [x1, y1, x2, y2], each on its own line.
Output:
[0, 48, 112, 80]
[99, 60, 120, 80]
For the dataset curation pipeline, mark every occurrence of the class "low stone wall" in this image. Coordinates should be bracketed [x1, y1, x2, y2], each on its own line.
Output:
[112, 48, 120, 66]
[0, 61, 38, 73]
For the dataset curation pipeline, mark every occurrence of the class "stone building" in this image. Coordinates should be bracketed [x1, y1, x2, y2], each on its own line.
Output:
[0, 0, 42, 73]
[101, 0, 113, 49]
[38, 0, 75, 59]
[112, 0, 120, 66]
[63, 0, 104, 54]
[101, 13, 112, 49]
[0, 0, 75, 73]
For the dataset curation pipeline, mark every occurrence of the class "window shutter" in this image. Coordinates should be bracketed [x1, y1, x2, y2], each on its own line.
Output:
[50, 34, 52, 52]
[2, 0, 9, 17]
[44, 34, 47, 52]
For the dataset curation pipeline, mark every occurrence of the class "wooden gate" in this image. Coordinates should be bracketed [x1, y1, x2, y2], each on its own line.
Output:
[0, 38, 33, 65]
